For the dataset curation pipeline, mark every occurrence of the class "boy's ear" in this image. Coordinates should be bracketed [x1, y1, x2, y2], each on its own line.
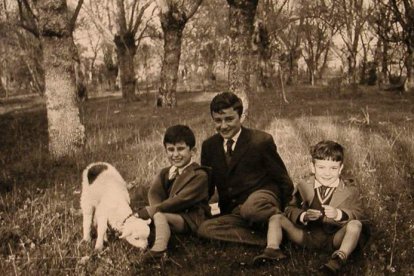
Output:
[309, 161, 315, 174]
[191, 147, 197, 155]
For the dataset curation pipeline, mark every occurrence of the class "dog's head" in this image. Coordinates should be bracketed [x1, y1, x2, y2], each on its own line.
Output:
[119, 216, 151, 250]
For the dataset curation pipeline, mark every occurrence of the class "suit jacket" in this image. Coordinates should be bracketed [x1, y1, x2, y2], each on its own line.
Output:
[285, 175, 365, 229]
[201, 127, 294, 214]
[147, 162, 211, 230]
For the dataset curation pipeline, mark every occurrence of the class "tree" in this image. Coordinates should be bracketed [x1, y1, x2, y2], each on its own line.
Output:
[333, 0, 372, 84]
[297, 0, 340, 85]
[156, 0, 203, 107]
[83, 0, 156, 101]
[389, 0, 414, 88]
[18, 0, 86, 159]
[226, 0, 259, 120]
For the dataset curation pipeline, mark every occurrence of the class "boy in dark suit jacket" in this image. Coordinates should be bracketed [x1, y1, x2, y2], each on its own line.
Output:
[137, 125, 210, 263]
[197, 92, 294, 245]
[254, 140, 369, 275]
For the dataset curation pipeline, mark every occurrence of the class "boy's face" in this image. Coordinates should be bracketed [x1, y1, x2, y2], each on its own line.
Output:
[165, 141, 195, 169]
[311, 159, 343, 186]
[211, 107, 242, 140]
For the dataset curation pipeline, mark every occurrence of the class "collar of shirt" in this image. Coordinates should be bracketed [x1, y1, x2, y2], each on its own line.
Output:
[223, 128, 242, 152]
[169, 161, 193, 178]
[314, 178, 340, 189]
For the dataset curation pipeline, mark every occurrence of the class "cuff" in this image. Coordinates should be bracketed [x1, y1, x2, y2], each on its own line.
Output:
[334, 209, 343, 221]
[299, 212, 308, 225]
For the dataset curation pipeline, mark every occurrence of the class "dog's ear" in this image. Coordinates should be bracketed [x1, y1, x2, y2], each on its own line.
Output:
[119, 230, 130, 239]
[119, 225, 132, 239]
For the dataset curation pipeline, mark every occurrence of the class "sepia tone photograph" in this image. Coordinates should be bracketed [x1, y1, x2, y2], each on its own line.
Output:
[0, 0, 413, 275]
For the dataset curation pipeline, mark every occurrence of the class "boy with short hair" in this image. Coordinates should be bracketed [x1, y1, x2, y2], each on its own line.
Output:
[136, 125, 211, 263]
[254, 140, 369, 274]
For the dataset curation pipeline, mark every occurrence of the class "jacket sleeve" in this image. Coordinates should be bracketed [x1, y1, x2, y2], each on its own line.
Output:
[148, 172, 168, 206]
[263, 136, 294, 208]
[151, 172, 209, 214]
[284, 185, 306, 224]
[337, 187, 365, 221]
[323, 186, 365, 226]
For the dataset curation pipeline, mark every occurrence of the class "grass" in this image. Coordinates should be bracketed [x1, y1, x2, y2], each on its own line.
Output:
[0, 86, 413, 275]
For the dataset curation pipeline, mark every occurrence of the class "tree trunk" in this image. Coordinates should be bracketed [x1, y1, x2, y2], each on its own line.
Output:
[227, 0, 258, 121]
[157, 25, 184, 107]
[115, 33, 138, 101]
[38, 0, 85, 159]
[406, 49, 413, 90]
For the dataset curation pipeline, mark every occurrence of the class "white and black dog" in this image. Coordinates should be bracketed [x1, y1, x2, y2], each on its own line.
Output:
[81, 162, 150, 250]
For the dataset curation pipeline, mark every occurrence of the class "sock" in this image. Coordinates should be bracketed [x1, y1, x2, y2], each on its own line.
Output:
[333, 250, 347, 261]
[151, 212, 170, 252]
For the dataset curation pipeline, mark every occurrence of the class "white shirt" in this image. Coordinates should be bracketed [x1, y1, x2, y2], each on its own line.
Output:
[223, 128, 242, 153]
[168, 161, 193, 180]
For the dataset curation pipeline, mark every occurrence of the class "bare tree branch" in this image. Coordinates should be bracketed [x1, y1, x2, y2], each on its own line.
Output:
[131, 1, 153, 34]
[70, 0, 84, 33]
[128, 0, 139, 30]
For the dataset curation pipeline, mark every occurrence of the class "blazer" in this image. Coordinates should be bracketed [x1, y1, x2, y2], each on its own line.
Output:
[201, 127, 294, 214]
[285, 175, 365, 228]
[147, 162, 211, 231]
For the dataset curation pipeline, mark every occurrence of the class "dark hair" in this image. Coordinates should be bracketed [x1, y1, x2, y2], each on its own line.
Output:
[310, 140, 344, 163]
[163, 124, 196, 149]
[210, 92, 243, 117]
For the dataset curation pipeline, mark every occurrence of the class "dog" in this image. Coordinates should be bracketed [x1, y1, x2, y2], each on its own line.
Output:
[80, 162, 151, 250]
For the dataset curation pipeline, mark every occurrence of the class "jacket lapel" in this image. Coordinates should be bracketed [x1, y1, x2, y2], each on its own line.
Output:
[329, 179, 351, 207]
[227, 127, 251, 173]
[170, 163, 197, 195]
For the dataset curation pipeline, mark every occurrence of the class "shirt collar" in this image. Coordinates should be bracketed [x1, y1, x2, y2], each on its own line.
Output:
[223, 128, 242, 146]
[314, 178, 340, 189]
[169, 161, 193, 176]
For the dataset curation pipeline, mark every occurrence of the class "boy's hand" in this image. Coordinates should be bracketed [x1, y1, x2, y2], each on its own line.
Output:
[304, 209, 322, 221]
[322, 205, 338, 219]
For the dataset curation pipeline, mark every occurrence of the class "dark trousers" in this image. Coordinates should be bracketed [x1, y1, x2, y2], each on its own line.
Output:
[197, 189, 280, 246]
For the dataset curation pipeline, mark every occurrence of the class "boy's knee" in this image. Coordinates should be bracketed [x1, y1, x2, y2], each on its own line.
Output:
[197, 220, 214, 238]
[240, 202, 279, 223]
[346, 220, 362, 234]
[269, 214, 284, 223]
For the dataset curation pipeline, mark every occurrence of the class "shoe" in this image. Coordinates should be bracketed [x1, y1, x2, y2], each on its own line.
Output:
[141, 249, 168, 264]
[253, 248, 287, 266]
[319, 252, 345, 275]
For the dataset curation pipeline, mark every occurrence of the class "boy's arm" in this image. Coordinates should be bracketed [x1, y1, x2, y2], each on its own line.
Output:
[337, 187, 365, 221]
[284, 186, 306, 225]
[148, 172, 209, 214]
[148, 172, 167, 206]
[323, 187, 365, 225]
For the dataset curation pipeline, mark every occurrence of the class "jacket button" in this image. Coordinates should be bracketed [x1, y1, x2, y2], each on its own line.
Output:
[228, 187, 233, 192]
[231, 199, 236, 203]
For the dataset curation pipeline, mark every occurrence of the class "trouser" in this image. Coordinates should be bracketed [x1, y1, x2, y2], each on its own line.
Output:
[197, 189, 281, 246]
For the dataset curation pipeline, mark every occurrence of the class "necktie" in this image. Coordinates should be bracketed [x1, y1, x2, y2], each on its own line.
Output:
[319, 185, 330, 201]
[169, 167, 179, 180]
[225, 139, 234, 165]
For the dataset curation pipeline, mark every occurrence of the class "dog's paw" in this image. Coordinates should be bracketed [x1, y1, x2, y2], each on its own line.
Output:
[94, 244, 104, 251]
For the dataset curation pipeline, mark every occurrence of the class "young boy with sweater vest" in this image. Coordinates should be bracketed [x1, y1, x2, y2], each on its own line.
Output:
[254, 140, 369, 274]
[136, 125, 211, 263]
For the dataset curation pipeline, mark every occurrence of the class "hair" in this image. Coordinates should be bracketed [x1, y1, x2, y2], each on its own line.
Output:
[210, 92, 243, 117]
[163, 124, 196, 149]
[310, 140, 344, 163]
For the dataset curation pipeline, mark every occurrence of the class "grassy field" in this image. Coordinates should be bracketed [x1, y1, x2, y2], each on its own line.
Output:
[0, 86, 413, 275]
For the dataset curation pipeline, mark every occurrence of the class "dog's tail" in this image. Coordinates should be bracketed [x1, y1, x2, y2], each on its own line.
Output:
[82, 162, 110, 188]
